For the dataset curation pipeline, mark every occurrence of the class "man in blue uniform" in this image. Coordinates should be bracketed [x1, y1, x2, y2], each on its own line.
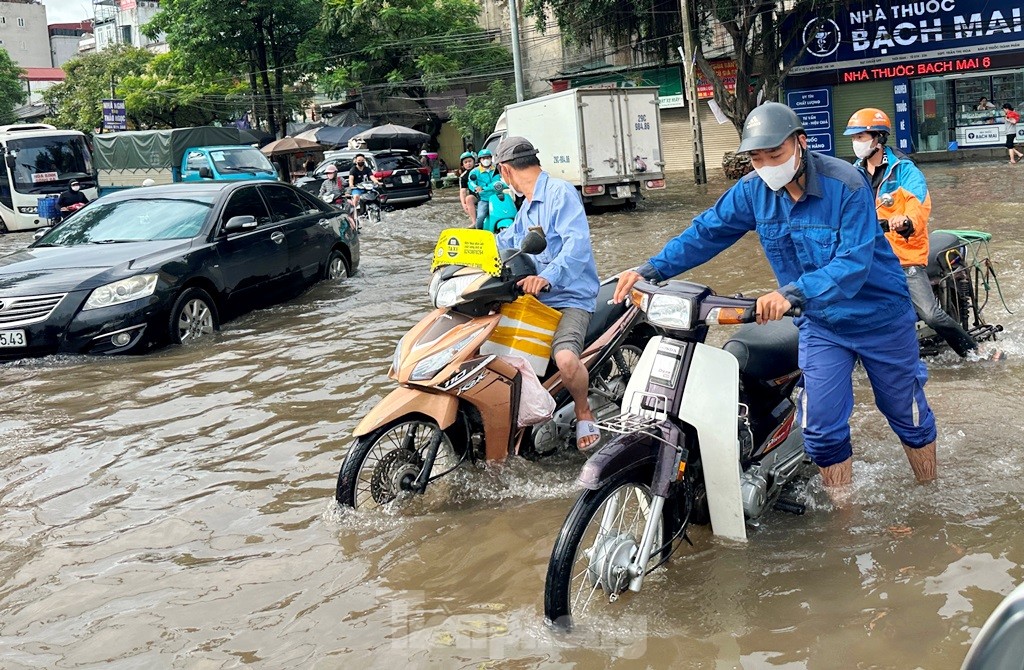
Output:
[614, 103, 938, 492]
[495, 137, 602, 450]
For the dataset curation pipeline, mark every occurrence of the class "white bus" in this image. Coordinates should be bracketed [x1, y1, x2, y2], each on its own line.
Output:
[0, 124, 98, 232]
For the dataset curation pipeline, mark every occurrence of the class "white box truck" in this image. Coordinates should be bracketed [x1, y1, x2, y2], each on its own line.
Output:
[483, 86, 665, 208]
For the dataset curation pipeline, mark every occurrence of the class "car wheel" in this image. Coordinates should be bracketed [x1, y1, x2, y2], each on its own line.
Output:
[168, 287, 219, 345]
[325, 249, 350, 281]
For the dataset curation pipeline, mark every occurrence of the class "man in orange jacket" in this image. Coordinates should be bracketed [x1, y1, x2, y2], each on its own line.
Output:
[845, 108, 989, 358]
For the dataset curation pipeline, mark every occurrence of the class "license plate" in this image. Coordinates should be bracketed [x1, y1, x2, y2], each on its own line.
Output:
[400, 175, 413, 184]
[616, 185, 631, 198]
[0, 329, 26, 347]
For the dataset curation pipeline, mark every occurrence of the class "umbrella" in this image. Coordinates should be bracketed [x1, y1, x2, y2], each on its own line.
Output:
[294, 124, 372, 148]
[352, 123, 430, 150]
[260, 137, 325, 156]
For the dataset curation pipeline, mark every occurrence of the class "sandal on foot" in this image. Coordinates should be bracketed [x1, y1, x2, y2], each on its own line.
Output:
[575, 420, 601, 451]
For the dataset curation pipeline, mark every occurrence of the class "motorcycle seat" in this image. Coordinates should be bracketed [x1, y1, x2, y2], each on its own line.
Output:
[926, 232, 965, 279]
[722, 317, 800, 381]
[584, 279, 627, 348]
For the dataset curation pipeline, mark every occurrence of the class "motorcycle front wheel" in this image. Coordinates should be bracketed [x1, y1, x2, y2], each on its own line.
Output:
[544, 467, 667, 630]
[336, 419, 458, 510]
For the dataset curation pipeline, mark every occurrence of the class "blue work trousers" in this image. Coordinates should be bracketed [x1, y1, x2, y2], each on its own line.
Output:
[475, 198, 490, 229]
[797, 307, 937, 467]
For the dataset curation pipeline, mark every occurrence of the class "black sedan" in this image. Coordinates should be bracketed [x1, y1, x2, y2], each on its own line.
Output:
[0, 181, 359, 359]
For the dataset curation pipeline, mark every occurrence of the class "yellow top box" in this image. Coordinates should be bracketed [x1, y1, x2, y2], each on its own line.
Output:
[431, 228, 503, 276]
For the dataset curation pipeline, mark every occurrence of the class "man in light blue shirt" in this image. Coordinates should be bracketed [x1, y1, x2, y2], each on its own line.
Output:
[495, 136, 601, 449]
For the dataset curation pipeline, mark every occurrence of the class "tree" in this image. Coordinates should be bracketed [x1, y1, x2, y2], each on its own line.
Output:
[0, 48, 26, 125]
[316, 0, 513, 139]
[447, 80, 516, 143]
[520, 0, 835, 136]
[146, 0, 320, 137]
[691, 0, 837, 135]
[43, 45, 152, 132]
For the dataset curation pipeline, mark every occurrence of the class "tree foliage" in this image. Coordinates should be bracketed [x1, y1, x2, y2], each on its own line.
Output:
[146, 0, 320, 137]
[43, 45, 153, 132]
[447, 80, 516, 142]
[0, 48, 25, 125]
[315, 0, 512, 137]
[519, 0, 835, 136]
[692, 0, 837, 135]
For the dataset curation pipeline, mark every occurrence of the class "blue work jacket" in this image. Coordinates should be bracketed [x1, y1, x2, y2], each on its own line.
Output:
[639, 151, 911, 334]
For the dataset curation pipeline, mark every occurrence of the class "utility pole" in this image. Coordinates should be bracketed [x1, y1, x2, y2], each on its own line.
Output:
[508, 0, 525, 102]
[679, 0, 707, 184]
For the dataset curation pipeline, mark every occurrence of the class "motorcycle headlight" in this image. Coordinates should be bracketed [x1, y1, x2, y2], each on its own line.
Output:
[391, 334, 406, 372]
[83, 274, 159, 311]
[645, 294, 695, 330]
[410, 331, 478, 381]
[430, 273, 480, 308]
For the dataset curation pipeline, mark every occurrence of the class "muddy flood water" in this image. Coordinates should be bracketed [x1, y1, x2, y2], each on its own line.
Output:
[1, 161, 1023, 669]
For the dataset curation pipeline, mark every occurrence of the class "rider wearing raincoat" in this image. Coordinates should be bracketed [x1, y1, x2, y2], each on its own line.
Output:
[467, 149, 501, 228]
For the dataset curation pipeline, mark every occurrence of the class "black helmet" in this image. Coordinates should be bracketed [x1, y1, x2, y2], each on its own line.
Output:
[737, 102, 805, 153]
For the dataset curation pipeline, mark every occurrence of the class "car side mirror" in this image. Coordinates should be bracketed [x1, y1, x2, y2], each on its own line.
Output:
[520, 229, 547, 255]
[5, 155, 14, 170]
[33, 226, 51, 241]
[223, 215, 258, 232]
[199, 166, 214, 179]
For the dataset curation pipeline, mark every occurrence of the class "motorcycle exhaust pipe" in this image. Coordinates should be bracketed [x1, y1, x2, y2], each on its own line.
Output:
[774, 498, 805, 515]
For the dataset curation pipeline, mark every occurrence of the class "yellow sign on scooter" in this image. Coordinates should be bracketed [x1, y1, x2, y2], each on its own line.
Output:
[431, 228, 503, 276]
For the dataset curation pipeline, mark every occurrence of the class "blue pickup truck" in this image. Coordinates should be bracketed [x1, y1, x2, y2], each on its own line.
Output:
[92, 127, 278, 195]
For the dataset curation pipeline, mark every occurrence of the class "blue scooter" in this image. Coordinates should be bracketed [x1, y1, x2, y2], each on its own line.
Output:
[481, 181, 518, 233]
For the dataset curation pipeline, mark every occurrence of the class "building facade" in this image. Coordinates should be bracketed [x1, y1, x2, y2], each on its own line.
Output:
[0, 1, 50, 68]
[93, 0, 165, 53]
[49, 21, 92, 67]
[785, 0, 1024, 156]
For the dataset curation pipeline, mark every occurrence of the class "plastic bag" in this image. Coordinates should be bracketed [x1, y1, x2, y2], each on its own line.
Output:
[501, 355, 556, 427]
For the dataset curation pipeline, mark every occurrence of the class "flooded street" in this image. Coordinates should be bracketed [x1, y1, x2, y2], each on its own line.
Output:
[2, 161, 1024, 669]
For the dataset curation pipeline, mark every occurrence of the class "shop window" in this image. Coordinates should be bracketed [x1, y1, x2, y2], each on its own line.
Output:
[912, 77, 950, 152]
[16, 17, 22, 27]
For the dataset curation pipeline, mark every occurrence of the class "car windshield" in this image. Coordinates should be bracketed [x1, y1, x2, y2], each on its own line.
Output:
[209, 147, 275, 174]
[35, 196, 216, 246]
[7, 135, 93, 194]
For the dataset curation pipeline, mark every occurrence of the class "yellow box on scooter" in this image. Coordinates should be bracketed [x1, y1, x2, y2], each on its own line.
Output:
[480, 295, 562, 377]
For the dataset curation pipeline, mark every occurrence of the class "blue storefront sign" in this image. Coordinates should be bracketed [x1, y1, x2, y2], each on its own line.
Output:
[102, 99, 127, 131]
[786, 1, 1024, 74]
[892, 77, 914, 153]
[786, 87, 834, 156]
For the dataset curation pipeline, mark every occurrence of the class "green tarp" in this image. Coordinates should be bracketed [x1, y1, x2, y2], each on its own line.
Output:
[92, 127, 253, 170]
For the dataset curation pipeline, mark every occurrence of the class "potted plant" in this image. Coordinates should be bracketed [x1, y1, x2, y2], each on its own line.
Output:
[920, 117, 942, 150]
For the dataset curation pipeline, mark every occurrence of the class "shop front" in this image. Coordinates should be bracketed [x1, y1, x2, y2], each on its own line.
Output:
[784, 0, 1024, 156]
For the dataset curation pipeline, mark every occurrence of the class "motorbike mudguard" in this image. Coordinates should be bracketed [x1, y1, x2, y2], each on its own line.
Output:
[353, 385, 459, 437]
[577, 430, 660, 491]
[677, 343, 747, 542]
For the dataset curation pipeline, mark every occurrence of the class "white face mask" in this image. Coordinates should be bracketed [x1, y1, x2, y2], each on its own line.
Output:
[852, 139, 877, 160]
[480, 159, 492, 168]
[71, 185, 80, 192]
[754, 144, 801, 191]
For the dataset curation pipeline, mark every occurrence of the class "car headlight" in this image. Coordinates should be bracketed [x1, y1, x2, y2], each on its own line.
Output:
[410, 331, 479, 381]
[430, 273, 480, 308]
[645, 294, 694, 330]
[83, 274, 159, 311]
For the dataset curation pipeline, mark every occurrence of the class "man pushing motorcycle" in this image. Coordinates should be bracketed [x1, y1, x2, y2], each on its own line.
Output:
[493, 136, 602, 450]
[613, 102, 938, 493]
[845, 108, 1002, 360]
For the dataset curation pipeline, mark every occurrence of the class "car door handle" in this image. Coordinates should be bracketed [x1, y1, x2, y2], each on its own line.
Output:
[271, 231, 285, 244]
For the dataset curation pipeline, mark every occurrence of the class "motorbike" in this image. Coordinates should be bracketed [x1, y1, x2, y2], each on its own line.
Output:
[880, 217, 1006, 356]
[335, 228, 659, 511]
[543, 279, 811, 630]
[481, 181, 518, 233]
[351, 181, 384, 225]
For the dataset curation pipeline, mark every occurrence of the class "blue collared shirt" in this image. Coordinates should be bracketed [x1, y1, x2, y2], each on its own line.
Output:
[496, 171, 599, 312]
[638, 151, 911, 333]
